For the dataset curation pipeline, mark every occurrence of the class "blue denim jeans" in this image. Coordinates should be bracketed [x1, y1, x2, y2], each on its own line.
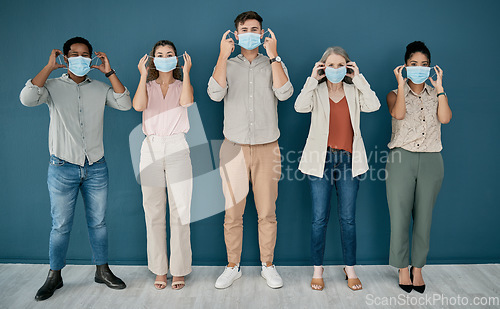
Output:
[47, 155, 109, 270]
[309, 150, 360, 266]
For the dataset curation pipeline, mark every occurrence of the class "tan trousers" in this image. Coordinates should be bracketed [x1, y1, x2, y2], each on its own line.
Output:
[219, 139, 281, 264]
[140, 134, 192, 276]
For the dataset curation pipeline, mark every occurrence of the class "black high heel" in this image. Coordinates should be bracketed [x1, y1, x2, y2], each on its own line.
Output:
[410, 266, 426, 293]
[398, 268, 412, 293]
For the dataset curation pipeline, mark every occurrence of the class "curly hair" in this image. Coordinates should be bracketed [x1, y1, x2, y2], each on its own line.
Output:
[63, 37, 92, 56]
[147, 40, 182, 82]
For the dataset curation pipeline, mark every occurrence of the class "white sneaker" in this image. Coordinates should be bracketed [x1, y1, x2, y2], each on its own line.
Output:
[215, 264, 242, 289]
[261, 263, 283, 288]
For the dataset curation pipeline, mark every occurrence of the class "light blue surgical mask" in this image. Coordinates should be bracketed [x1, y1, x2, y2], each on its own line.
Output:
[325, 66, 347, 84]
[67, 56, 93, 77]
[235, 30, 269, 50]
[58, 55, 99, 77]
[151, 54, 183, 72]
[405, 66, 431, 84]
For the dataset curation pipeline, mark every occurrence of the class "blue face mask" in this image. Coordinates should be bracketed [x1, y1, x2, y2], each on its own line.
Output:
[67, 56, 93, 77]
[152, 55, 182, 72]
[325, 66, 347, 84]
[406, 66, 431, 84]
[236, 31, 269, 50]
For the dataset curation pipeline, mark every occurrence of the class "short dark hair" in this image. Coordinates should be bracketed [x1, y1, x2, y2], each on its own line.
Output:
[63, 37, 93, 56]
[404, 41, 430, 64]
[234, 11, 263, 30]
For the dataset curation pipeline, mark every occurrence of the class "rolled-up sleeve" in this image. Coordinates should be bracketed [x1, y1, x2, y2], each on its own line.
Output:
[20, 79, 50, 107]
[106, 86, 132, 111]
[352, 74, 380, 113]
[207, 75, 227, 102]
[272, 62, 293, 101]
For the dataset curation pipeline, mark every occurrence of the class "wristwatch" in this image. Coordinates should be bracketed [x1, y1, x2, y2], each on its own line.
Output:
[269, 56, 281, 64]
[105, 69, 116, 78]
[437, 92, 446, 97]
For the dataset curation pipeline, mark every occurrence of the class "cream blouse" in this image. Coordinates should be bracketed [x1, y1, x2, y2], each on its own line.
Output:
[388, 81, 442, 152]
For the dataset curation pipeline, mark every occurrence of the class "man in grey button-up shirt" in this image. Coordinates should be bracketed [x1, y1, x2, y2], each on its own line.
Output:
[208, 11, 293, 290]
[20, 37, 130, 301]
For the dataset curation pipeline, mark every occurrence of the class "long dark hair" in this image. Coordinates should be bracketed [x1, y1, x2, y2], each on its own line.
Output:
[147, 40, 182, 82]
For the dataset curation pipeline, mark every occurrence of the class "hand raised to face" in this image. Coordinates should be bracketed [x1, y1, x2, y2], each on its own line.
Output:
[311, 62, 326, 81]
[91, 51, 111, 74]
[182, 52, 192, 74]
[219, 30, 235, 60]
[137, 54, 149, 76]
[346, 61, 360, 78]
[429, 65, 444, 89]
[263, 28, 278, 58]
[46, 49, 66, 71]
[393, 65, 406, 86]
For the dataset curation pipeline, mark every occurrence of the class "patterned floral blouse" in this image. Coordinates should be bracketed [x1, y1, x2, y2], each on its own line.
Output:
[388, 81, 442, 152]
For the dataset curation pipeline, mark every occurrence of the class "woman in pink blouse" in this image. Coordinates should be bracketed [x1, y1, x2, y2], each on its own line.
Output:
[132, 40, 194, 290]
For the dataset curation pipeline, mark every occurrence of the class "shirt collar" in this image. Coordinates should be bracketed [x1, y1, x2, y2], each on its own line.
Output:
[404, 80, 432, 97]
[236, 53, 266, 64]
[61, 73, 92, 84]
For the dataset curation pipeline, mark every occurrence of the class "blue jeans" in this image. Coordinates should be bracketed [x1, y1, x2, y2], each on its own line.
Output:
[47, 155, 109, 270]
[309, 150, 359, 266]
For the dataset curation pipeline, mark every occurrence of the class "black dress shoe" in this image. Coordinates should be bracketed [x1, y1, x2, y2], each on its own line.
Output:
[35, 269, 63, 301]
[410, 266, 426, 293]
[398, 269, 413, 293]
[95, 264, 126, 289]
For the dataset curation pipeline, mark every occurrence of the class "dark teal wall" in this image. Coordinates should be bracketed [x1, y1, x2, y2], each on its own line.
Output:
[1, 0, 499, 266]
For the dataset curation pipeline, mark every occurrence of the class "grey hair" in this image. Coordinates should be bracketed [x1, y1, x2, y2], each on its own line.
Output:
[318, 46, 353, 84]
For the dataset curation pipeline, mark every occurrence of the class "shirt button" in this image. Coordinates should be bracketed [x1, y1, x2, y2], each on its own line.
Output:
[422, 133, 425, 135]
[421, 108, 424, 110]
[417, 144, 420, 146]
[423, 119, 426, 121]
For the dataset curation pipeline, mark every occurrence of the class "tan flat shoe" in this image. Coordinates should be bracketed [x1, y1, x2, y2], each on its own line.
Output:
[343, 267, 362, 291]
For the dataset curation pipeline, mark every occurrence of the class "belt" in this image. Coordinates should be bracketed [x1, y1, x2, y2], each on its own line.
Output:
[327, 147, 344, 153]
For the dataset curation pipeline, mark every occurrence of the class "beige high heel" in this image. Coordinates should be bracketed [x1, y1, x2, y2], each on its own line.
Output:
[311, 267, 324, 291]
[343, 267, 362, 291]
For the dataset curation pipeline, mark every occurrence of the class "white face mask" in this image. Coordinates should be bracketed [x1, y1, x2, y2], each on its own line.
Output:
[150, 54, 183, 72]
[230, 30, 270, 50]
[57, 54, 100, 76]
[405, 66, 431, 84]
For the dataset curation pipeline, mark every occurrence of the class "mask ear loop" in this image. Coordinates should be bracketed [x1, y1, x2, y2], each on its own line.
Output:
[259, 30, 271, 46]
[227, 31, 238, 43]
[56, 54, 67, 69]
[88, 56, 101, 73]
[429, 66, 437, 79]
[149, 53, 185, 69]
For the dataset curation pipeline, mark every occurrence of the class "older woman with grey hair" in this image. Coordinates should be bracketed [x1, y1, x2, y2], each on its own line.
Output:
[295, 46, 380, 291]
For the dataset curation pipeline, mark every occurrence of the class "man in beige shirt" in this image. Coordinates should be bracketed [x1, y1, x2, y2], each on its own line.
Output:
[20, 37, 131, 301]
[207, 11, 293, 289]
